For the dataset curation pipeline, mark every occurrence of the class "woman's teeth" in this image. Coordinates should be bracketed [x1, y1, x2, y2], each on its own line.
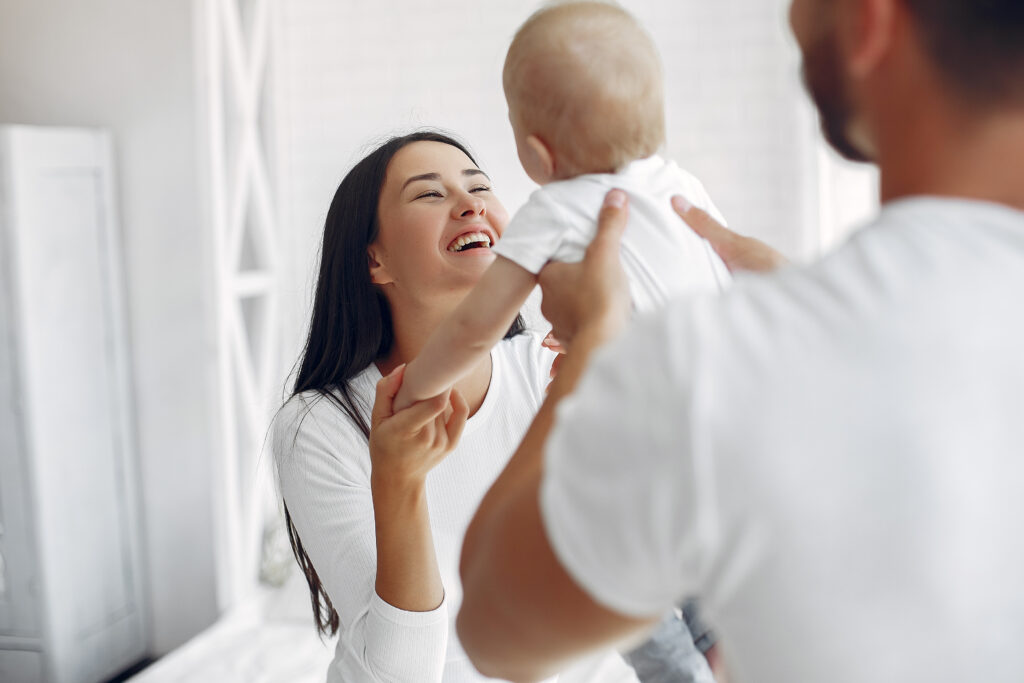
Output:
[448, 232, 492, 252]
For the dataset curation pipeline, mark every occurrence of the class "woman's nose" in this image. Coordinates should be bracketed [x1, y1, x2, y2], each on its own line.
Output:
[453, 193, 486, 219]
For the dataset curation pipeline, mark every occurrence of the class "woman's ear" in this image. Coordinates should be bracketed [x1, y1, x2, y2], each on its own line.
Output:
[524, 135, 556, 184]
[368, 245, 393, 286]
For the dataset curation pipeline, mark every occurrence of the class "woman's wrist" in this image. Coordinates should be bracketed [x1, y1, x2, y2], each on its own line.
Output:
[371, 469, 427, 502]
[372, 470, 445, 613]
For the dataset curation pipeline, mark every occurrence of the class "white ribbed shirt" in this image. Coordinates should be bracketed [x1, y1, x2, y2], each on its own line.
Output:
[273, 333, 638, 682]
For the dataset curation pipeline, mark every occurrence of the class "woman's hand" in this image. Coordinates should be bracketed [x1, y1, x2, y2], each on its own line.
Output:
[671, 195, 787, 273]
[537, 189, 632, 350]
[369, 364, 470, 487]
[370, 364, 466, 614]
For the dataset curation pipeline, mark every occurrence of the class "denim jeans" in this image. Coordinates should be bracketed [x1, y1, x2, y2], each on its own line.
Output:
[623, 607, 716, 683]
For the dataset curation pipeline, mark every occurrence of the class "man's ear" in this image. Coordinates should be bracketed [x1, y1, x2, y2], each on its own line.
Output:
[525, 134, 556, 183]
[844, 0, 899, 80]
[368, 245, 393, 286]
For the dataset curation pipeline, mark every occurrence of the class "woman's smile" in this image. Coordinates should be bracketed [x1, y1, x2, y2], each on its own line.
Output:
[373, 140, 509, 303]
[445, 225, 497, 254]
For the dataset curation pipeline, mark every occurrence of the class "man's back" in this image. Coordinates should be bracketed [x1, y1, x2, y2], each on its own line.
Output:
[540, 197, 1024, 682]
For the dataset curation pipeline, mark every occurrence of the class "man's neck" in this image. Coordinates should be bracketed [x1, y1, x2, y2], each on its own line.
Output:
[876, 101, 1024, 212]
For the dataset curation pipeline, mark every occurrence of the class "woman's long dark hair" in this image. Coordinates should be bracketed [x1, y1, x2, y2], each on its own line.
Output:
[284, 131, 525, 637]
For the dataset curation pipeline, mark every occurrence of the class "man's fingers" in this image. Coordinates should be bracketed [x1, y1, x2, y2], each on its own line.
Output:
[588, 189, 630, 263]
[671, 195, 736, 250]
[671, 195, 787, 273]
[371, 364, 406, 427]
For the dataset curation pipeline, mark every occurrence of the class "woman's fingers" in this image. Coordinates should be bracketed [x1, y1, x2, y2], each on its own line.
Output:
[671, 195, 786, 273]
[387, 391, 451, 434]
[541, 331, 566, 354]
[445, 388, 470, 447]
[371, 364, 406, 427]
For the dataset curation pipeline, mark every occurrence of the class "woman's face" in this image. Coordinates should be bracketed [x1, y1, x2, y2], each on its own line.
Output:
[371, 141, 510, 311]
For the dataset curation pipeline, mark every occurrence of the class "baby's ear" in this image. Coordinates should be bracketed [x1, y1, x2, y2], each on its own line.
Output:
[367, 245, 393, 286]
[525, 135, 556, 183]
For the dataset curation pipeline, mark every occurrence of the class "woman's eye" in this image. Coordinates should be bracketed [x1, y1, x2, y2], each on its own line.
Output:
[416, 190, 443, 199]
[470, 185, 492, 193]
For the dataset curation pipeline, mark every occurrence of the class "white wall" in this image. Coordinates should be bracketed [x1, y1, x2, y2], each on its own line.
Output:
[275, 0, 877, 362]
[0, 0, 219, 656]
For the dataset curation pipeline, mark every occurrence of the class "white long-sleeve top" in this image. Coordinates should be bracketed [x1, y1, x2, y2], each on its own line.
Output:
[272, 333, 638, 682]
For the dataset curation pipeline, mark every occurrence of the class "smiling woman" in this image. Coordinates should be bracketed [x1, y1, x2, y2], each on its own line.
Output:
[269, 131, 641, 682]
[367, 139, 508, 340]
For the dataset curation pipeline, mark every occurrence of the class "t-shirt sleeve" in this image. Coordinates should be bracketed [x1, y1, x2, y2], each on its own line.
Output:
[272, 395, 448, 681]
[492, 189, 572, 274]
[539, 308, 715, 618]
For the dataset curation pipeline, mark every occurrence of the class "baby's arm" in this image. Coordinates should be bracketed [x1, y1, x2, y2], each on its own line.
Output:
[394, 255, 538, 411]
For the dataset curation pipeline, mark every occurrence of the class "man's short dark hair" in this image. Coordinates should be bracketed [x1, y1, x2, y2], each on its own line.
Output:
[904, 0, 1024, 105]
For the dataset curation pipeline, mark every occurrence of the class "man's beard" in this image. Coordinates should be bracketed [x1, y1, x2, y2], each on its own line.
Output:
[802, 31, 872, 163]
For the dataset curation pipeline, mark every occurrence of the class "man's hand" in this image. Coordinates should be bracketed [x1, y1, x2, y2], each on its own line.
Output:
[538, 189, 632, 349]
[671, 195, 787, 273]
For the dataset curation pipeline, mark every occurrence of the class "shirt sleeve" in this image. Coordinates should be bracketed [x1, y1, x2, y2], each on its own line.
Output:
[539, 307, 716, 618]
[492, 189, 572, 274]
[272, 395, 449, 682]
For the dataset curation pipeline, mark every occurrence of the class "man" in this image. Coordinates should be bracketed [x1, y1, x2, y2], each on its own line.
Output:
[457, 0, 1024, 681]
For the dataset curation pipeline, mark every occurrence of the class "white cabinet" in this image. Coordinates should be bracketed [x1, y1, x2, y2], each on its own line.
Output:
[0, 126, 147, 682]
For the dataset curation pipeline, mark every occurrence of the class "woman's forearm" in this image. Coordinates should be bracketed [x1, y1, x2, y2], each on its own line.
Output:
[372, 473, 445, 612]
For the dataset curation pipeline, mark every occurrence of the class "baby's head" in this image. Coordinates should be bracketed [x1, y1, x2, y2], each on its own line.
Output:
[503, 1, 665, 183]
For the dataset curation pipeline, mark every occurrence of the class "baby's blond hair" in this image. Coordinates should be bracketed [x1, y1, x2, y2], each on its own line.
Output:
[503, 1, 665, 176]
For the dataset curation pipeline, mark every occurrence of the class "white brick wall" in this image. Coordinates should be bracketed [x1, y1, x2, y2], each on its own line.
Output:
[274, 0, 877, 358]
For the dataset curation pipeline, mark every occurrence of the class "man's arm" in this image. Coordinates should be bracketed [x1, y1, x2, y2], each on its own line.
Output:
[458, 190, 659, 682]
[394, 255, 537, 411]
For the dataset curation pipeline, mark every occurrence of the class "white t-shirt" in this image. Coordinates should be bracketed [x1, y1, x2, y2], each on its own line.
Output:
[273, 333, 639, 683]
[493, 155, 732, 313]
[541, 198, 1024, 683]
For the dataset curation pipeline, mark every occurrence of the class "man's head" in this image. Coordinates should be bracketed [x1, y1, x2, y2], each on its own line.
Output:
[790, 0, 1024, 162]
[503, 1, 665, 183]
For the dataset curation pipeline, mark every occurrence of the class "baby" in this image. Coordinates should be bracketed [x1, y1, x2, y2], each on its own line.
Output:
[394, 0, 730, 410]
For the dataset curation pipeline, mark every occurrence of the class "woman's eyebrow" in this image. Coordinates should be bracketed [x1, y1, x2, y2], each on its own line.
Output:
[401, 169, 490, 191]
[402, 172, 441, 191]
